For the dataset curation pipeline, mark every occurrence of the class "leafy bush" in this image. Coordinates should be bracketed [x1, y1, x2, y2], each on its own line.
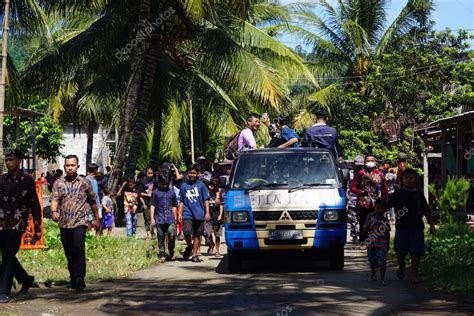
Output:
[423, 223, 474, 293]
[429, 177, 470, 223]
[17, 219, 178, 283]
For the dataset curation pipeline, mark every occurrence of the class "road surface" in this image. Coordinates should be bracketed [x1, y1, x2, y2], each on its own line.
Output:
[1, 238, 473, 315]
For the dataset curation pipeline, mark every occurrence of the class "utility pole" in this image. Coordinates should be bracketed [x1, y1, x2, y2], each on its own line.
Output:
[188, 92, 195, 164]
[0, 0, 11, 172]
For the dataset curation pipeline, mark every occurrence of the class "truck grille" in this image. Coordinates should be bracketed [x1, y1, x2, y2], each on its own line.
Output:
[252, 210, 318, 221]
[288, 210, 318, 220]
[253, 211, 282, 221]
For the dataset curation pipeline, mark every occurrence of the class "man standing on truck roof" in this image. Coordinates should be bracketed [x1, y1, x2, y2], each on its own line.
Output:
[303, 107, 341, 158]
[238, 113, 260, 151]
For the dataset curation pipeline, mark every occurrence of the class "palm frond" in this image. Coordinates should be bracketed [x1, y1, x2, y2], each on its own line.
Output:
[375, 0, 433, 57]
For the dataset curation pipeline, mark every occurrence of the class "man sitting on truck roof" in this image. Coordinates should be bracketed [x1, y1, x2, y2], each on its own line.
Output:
[303, 107, 342, 158]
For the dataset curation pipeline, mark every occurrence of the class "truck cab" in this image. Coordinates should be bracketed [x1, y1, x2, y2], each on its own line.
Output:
[221, 148, 347, 272]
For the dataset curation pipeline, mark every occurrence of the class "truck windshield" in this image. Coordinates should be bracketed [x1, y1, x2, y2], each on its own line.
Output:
[231, 152, 339, 190]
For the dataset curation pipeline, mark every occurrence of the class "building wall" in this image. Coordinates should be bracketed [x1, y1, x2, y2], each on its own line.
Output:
[56, 124, 109, 175]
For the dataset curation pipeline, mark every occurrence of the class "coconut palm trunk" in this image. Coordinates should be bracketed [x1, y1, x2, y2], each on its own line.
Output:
[124, 34, 160, 178]
[108, 0, 152, 192]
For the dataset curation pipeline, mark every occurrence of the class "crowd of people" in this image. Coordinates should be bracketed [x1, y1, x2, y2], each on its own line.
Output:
[0, 108, 437, 302]
[348, 152, 436, 284]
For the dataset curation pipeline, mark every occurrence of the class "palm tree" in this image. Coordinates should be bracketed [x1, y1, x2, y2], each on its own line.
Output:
[265, 0, 433, 127]
[15, 1, 317, 190]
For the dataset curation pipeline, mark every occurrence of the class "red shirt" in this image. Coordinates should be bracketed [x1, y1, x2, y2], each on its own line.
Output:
[351, 168, 388, 209]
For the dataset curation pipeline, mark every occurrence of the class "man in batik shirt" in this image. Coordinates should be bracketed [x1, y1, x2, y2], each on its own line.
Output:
[51, 154, 99, 291]
[0, 149, 41, 303]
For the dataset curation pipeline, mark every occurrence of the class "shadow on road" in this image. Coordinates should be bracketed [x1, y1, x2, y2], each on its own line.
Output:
[7, 247, 474, 315]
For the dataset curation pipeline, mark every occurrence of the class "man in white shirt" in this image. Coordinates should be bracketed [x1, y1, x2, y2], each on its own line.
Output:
[238, 113, 260, 151]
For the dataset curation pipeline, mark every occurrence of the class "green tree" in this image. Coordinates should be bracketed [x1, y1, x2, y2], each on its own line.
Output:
[3, 100, 63, 161]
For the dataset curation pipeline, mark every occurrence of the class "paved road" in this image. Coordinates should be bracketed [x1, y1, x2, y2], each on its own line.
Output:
[1, 239, 473, 315]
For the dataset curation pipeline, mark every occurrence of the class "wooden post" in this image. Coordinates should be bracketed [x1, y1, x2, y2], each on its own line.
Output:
[188, 92, 195, 164]
[423, 152, 429, 201]
[31, 119, 37, 173]
[0, 0, 11, 172]
[441, 126, 447, 186]
[15, 114, 20, 147]
[456, 122, 464, 177]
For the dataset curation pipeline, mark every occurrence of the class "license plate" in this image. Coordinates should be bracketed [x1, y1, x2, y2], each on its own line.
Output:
[269, 230, 303, 240]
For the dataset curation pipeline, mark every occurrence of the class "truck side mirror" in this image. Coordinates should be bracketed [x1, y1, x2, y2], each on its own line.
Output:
[219, 175, 229, 188]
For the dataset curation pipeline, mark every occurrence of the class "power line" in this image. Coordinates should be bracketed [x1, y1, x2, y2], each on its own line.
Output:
[287, 57, 471, 87]
[304, 57, 472, 80]
[265, 20, 474, 33]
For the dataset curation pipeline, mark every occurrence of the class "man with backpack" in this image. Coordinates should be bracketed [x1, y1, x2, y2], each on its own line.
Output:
[224, 113, 261, 160]
[238, 113, 260, 151]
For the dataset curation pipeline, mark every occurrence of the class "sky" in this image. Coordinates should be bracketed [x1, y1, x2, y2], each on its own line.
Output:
[277, 0, 474, 49]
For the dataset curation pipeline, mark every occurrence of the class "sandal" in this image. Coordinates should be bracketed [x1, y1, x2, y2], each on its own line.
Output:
[182, 246, 192, 260]
[160, 257, 166, 263]
[191, 256, 203, 263]
[397, 267, 405, 280]
[215, 252, 220, 257]
[207, 243, 215, 254]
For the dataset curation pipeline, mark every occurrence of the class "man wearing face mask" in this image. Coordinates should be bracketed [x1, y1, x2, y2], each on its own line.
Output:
[351, 154, 388, 245]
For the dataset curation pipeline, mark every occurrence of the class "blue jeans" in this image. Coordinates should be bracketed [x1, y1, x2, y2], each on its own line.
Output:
[125, 213, 137, 237]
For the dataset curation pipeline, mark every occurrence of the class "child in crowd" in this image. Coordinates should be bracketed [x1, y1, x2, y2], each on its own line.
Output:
[150, 178, 178, 263]
[118, 178, 139, 237]
[205, 180, 223, 257]
[101, 189, 114, 237]
[178, 164, 210, 263]
[388, 168, 436, 284]
[364, 199, 390, 284]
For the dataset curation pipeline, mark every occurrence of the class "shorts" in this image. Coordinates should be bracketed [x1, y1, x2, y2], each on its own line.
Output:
[183, 219, 204, 237]
[205, 222, 223, 237]
[367, 247, 387, 268]
[101, 212, 114, 229]
[394, 227, 425, 256]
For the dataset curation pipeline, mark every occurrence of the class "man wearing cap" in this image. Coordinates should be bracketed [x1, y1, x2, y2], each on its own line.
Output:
[303, 107, 341, 158]
[0, 149, 41, 303]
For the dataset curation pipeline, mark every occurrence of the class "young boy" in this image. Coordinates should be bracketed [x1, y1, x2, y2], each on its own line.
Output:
[101, 189, 114, 237]
[364, 199, 390, 284]
[178, 164, 210, 263]
[388, 168, 436, 284]
[117, 178, 139, 237]
[150, 178, 178, 263]
[205, 180, 223, 257]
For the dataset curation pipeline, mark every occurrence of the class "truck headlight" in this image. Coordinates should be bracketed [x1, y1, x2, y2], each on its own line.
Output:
[232, 211, 249, 223]
[323, 210, 339, 221]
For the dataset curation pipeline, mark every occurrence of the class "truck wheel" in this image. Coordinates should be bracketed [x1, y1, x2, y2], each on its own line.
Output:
[227, 249, 242, 272]
[329, 246, 344, 270]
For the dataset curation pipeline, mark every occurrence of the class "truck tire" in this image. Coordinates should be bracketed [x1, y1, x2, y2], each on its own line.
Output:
[329, 246, 344, 270]
[227, 249, 242, 272]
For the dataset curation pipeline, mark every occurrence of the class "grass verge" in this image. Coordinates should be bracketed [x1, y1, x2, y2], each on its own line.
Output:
[422, 223, 474, 294]
[17, 219, 183, 284]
